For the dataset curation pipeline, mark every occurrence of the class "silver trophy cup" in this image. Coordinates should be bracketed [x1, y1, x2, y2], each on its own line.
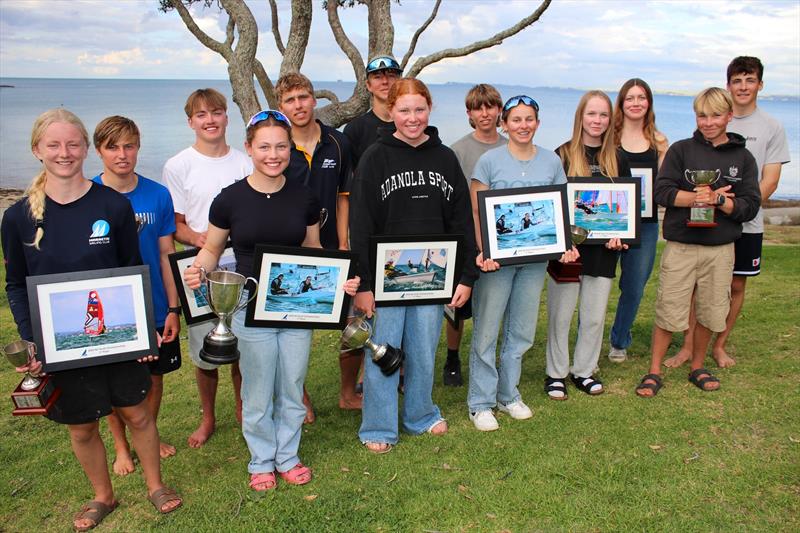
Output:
[340, 313, 404, 376]
[4, 340, 40, 391]
[684, 169, 721, 227]
[199, 269, 258, 365]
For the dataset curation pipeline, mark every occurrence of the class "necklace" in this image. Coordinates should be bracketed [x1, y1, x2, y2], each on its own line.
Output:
[513, 145, 537, 177]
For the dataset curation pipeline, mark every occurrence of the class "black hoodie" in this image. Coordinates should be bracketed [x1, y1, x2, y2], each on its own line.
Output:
[656, 130, 760, 245]
[349, 126, 479, 292]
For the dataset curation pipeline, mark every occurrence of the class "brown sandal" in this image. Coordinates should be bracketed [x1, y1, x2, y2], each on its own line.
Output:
[148, 487, 183, 514]
[73, 500, 118, 532]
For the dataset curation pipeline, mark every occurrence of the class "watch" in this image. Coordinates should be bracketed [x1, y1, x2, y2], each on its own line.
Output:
[715, 193, 726, 206]
[167, 306, 182, 315]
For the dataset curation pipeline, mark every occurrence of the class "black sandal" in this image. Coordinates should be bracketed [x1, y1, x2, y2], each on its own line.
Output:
[544, 376, 568, 400]
[688, 368, 720, 391]
[635, 373, 663, 398]
[571, 374, 604, 395]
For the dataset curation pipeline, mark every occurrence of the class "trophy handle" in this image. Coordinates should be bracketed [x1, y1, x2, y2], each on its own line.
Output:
[714, 169, 721, 182]
[684, 169, 692, 183]
[319, 208, 329, 229]
[234, 277, 259, 314]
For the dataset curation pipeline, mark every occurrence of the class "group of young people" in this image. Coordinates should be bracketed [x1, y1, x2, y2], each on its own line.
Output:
[1, 54, 789, 530]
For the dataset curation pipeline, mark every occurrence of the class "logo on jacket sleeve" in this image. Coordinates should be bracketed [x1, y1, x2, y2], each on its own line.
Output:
[89, 219, 111, 245]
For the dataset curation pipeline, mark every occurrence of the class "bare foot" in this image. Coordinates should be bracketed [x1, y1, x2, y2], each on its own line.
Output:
[159, 441, 176, 458]
[187, 420, 214, 448]
[428, 420, 448, 435]
[664, 347, 692, 368]
[712, 348, 736, 368]
[339, 394, 362, 410]
[303, 390, 316, 425]
[112, 452, 135, 476]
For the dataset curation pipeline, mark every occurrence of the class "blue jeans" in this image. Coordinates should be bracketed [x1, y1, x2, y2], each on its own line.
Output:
[232, 299, 312, 474]
[467, 263, 546, 412]
[358, 305, 444, 445]
[609, 222, 659, 350]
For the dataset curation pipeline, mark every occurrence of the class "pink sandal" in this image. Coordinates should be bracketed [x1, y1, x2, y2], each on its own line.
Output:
[249, 472, 277, 491]
[278, 463, 312, 486]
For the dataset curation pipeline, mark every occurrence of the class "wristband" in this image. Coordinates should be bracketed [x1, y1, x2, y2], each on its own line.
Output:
[168, 306, 182, 315]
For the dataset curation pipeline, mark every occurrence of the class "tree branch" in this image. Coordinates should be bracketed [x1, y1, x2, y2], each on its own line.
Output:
[253, 59, 278, 110]
[326, 0, 366, 87]
[279, 0, 313, 76]
[224, 15, 235, 48]
[168, 0, 230, 59]
[268, 0, 285, 55]
[400, 0, 440, 70]
[406, 0, 552, 78]
[366, 0, 394, 59]
[314, 89, 340, 105]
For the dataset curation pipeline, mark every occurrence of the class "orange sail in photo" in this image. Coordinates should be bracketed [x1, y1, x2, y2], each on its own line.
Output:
[84, 290, 106, 336]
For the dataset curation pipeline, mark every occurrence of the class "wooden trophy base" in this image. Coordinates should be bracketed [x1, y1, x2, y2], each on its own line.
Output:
[10, 375, 60, 416]
[547, 259, 583, 283]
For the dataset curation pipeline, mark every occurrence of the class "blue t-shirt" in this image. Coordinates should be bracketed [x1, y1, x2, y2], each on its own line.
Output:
[92, 174, 176, 326]
[474, 144, 567, 189]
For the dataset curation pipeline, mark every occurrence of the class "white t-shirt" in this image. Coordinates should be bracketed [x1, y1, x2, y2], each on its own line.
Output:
[162, 146, 253, 233]
[729, 107, 791, 233]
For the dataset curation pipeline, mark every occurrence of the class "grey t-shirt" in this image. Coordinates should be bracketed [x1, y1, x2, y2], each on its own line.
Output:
[473, 144, 567, 190]
[450, 132, 508, 183]
[729, 107, 791, 233]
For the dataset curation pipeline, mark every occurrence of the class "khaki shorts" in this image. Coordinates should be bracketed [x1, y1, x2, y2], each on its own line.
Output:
[655, 241, 734, 333]
[188, 321, 218, 370]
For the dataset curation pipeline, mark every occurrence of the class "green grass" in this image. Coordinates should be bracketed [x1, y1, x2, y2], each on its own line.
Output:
[1, 237, 799, 532]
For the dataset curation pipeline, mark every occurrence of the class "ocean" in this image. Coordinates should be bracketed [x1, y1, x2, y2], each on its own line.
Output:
[1, 78, 798, 198]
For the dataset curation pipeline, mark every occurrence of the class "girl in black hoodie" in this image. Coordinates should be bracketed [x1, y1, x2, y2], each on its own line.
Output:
[349, 78, 479, 453]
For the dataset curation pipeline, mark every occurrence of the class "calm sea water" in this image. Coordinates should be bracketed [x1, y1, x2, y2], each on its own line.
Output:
[1, 78, 797, 198]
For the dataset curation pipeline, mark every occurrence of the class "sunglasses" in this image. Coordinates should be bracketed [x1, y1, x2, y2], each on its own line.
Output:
[247, 109, 291, 128]
[366, 56, 402, 74]
[503, 95, 540, 113]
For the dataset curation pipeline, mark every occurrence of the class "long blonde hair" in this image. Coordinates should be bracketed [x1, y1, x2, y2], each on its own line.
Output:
[561, 91, 618, 177]
[26, 109, 90, 249]
[612, 78, 666, 158]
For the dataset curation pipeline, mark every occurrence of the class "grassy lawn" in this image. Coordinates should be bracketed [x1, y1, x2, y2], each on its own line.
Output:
[1, 229, 798, 532]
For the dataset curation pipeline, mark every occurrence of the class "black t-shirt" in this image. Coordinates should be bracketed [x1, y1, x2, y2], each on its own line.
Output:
[343, 110, 396, 170]
[209, 178, 320, 278]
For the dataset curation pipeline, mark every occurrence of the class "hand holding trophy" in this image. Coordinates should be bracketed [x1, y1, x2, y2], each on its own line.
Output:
[547, 225, 588, 283]
[685, 169, 721, 227]
[3, 339, 60, 415]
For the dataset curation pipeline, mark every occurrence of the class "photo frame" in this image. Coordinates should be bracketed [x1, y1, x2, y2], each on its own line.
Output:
[169, 245, 237, 325]
[246, 245, 356, 329]
[566, 177, 641, 244]
[26, 265, 158, 372]
[443, 304, 458, 329]
[371, 234, 463, 306]
[477, 185, 571, 266]
[630, 167, 656, 222]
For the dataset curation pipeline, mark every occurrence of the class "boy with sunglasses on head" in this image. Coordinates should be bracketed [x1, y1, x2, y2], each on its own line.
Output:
[163, 88, 252, 448]
[445, 84, 508, 386]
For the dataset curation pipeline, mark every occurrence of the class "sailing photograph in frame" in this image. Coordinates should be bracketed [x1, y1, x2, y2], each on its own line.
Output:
[477, 185, 571, 266]
[246, 245, 356, 329]
[566, 177, 641, 244]
[26, 266, 157, 372]
[372, 235, 463, 306]
[169, 245, 236, 325]
[630, 167, 655, 221]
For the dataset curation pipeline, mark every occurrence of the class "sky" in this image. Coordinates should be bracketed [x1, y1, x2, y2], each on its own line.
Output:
[1, 0, 798, 95]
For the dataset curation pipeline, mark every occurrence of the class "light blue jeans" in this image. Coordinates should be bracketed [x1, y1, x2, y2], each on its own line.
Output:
[467, 263, 546, 412]
[232, 294, 312, 474]
[358, 305, 444, 445]
[609, 222, 659, 350]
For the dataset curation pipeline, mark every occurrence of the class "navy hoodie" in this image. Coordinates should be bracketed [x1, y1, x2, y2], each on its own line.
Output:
[349, 126, 479, 292]
[656, 130, 760, 245]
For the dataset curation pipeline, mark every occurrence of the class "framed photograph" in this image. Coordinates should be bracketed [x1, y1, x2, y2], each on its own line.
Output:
[26, 266, 158, 372]
[477, 185, 571, 266]
[246, 245, 356, 329]
[630, 167, 656, 222]
[169, 245, 237, 325]
[443, 304, 458, 329]
[566, 177, 641, 244]
[371, 234, 463, 306]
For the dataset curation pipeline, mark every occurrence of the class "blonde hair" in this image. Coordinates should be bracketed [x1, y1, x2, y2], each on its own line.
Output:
[26, 109, 89, 249]
[693, 87, 733, 116]
[561, 90, 618, 177]
[275, 72, 315, 104]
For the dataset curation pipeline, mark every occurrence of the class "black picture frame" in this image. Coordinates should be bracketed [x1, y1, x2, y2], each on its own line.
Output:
[629, 166, 657, 223]
[245, 245, 357, 329]
[371, 234, 464, 307]
[26, 265, 158, 372]
[566, 177, 641, 245]
[169, 245, 237, 325]
[477, 185, 572, 266]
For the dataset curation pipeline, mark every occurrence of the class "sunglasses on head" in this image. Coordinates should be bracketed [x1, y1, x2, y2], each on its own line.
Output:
[503, 95, 540, 113]
[247, 109, 291, 128]
[366, 56, 401, 74]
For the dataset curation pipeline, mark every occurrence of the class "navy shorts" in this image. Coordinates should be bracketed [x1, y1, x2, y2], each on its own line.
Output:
[454, 295, 473, 322]
[148, 325, 182, 376]
[733, 233, 762, 277]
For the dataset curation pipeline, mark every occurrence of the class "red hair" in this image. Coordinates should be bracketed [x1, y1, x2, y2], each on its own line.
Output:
[387, 78, 432, 109]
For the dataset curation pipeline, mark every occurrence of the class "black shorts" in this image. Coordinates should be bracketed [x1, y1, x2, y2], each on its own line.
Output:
[455, 295, 473, 321]
[148, 325, 182, 376]
[46, 360, 151, 425]
[733, 233, 762, 277]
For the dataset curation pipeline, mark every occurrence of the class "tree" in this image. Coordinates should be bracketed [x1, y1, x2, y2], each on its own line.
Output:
[159, 0, 552, 127]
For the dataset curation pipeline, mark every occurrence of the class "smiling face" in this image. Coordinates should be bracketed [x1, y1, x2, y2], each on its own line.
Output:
[246, 124, 291, 179]
[188, 101, 228, 144]
[502, 104, 539, 146]
[97, 133, 138, 179]
[467, 104, 501, 135]
[32, 121, 88, 181]
[696, 109, 732, 145]
[581, 96, 611, 145]
[391, 93, 430, 146]
[622, 85, 649, 121]
[727, 72, 763, 109]
[278, 87, 317, 128]
[366, 70, 401, 103]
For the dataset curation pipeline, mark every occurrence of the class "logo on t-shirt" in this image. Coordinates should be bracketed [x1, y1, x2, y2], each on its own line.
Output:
[321, 158, 337, 169]
[89, 219, 111, 245]
[724, 165, 741, 182]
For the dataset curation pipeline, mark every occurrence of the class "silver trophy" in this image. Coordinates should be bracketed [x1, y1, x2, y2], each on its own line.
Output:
[340, 313, 404, 376]
[199, 269, 258, 365]
[319, 208, 329, 229]
[4, 339, 59, 415]
[685, 169, 721, 227]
